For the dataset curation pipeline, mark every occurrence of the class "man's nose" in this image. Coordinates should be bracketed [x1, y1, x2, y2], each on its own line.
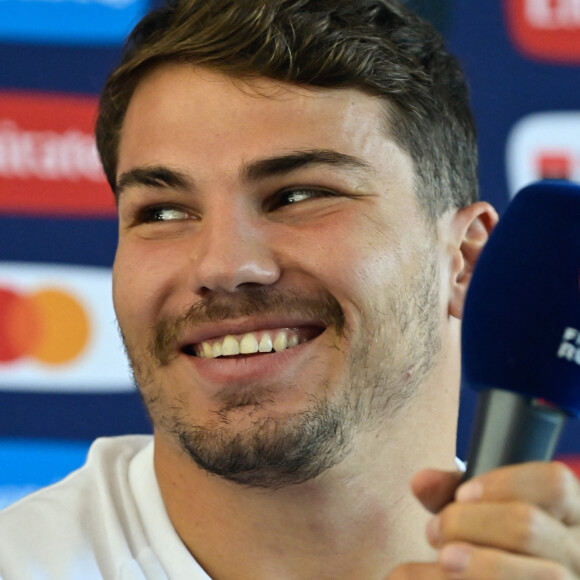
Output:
[188, 207, 281, 295]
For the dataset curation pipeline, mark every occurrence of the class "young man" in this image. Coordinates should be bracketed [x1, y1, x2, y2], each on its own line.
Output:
[2, 0, 580, 578]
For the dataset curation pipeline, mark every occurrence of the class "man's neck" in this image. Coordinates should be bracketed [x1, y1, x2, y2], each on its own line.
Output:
[153, 413, 456, 580]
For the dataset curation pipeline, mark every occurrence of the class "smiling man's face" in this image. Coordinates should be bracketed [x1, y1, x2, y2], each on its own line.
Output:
[113, 64, 446, 487]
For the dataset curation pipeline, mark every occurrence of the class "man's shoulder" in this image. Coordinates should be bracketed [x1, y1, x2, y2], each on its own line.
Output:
[0, 434, 154, 577]
[1, 435, 151, 512]
[0, 434, 152, 524]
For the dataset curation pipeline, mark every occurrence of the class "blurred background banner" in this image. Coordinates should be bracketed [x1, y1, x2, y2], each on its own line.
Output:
[1, 0, 579, 507]
[0, 0, 148, 46]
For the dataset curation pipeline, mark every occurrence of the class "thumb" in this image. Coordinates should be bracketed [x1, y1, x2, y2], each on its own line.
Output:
[411, 468, 463, 514]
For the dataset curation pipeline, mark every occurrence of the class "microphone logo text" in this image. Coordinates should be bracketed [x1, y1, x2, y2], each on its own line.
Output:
[558, 327, 580, 365]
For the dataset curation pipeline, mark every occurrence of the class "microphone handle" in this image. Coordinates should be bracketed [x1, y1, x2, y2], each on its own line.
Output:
[464, 389, 568, 479]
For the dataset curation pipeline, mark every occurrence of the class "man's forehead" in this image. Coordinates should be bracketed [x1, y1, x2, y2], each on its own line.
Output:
[129, 62, 386, 116]
[117, 63, 408, 190]
[121, 64, 396, 161]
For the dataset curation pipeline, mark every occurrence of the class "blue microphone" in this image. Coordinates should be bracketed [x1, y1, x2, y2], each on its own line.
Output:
[462, 180, 580, 478]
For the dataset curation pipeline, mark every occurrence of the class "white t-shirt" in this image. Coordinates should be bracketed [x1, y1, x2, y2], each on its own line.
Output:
[0, 435, 211, 580]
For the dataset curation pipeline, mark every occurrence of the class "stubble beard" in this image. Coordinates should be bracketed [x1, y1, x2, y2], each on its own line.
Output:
[123, 252, 442, 489]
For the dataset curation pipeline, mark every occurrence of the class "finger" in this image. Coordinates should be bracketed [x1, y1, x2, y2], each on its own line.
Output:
[428, 501, 580, 573]
[455, 462, 580, 525]
[437, 542, 577, 580]
[387, 562, 448, 580]
[411, 468, 463, 513]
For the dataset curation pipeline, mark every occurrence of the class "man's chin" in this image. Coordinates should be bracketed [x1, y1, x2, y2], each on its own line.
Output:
[173, 403, 353, 489]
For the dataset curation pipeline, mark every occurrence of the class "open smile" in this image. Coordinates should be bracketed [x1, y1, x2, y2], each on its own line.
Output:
[181, 326, 325, 359]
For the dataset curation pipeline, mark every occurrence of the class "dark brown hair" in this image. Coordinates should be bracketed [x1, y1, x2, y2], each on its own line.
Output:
[96, 0, 478, 219]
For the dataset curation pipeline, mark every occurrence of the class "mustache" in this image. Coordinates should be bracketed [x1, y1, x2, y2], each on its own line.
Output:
[151, 288, 346, 365]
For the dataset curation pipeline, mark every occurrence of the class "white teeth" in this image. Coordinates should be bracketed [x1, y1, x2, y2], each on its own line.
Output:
[240, 333, 259, 354]
[273, 332, 288, 352]
[197, 329, 304, 358]
[259, 333, 273, 353]
[202, 342, 213, 358]
[222, 335, 240, 356]
[212, 341, 223, 358]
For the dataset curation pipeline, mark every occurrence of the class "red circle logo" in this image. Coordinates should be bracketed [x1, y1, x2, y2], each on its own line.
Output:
[0, 287, 90, 365]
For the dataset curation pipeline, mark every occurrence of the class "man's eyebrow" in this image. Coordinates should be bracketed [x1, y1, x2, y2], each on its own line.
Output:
[115, 150, 372, 197]
[115, 166, 195, 197]
[242, 149, 374, 182]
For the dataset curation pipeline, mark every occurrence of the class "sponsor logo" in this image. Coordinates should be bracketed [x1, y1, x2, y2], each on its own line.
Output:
[505, 0, 580, 63]
[0, 92, 116, 216]
[0, 263, 132, 392]
[0, 286, 90, 365]
[0, 0, 148, 45]
[536, 151, 576, 180]
[505, 111, 580, 198]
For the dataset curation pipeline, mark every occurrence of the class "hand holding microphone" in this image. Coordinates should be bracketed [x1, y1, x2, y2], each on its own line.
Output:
[392, 181, 580, 579]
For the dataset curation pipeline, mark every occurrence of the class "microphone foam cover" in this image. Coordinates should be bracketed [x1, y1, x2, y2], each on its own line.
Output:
[461, 180, 580, 417]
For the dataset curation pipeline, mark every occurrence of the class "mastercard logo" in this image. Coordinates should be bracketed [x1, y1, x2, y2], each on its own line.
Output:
[0, 287, 90, 365]
[0, 263, 131, 393]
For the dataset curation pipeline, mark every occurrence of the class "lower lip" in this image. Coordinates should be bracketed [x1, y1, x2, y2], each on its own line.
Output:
[179, 334, 323, 386]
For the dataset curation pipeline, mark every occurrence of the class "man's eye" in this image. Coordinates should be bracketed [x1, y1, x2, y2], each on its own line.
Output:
[270, 188, 333, 209]
[138, 206, 190, 222]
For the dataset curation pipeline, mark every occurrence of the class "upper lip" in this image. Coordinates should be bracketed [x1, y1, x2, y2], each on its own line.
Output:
[177, 315, 328, 348]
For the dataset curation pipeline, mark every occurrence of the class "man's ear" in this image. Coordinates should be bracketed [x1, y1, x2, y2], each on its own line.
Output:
[447, 201, 498, 320]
